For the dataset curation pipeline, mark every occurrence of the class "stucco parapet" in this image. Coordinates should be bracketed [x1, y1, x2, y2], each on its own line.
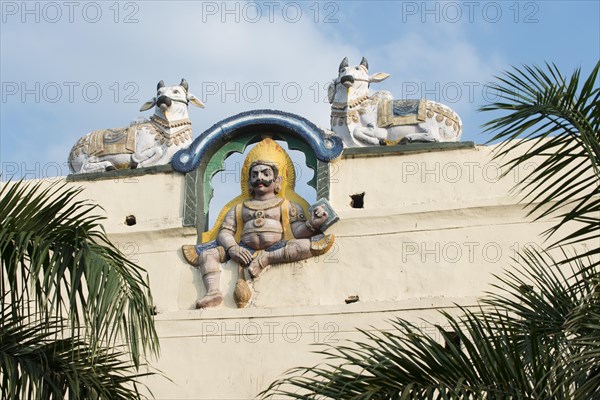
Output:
[107, 226, 196, 247]
[66, 163, 176, 182]
[330, 202, 548, 238]
[153, 296, 480, 323]
[341, 141, 476, 159]
[152, 298, 480, 341]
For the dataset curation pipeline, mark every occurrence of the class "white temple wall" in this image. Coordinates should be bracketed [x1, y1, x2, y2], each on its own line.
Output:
[12, 140, 594, 399]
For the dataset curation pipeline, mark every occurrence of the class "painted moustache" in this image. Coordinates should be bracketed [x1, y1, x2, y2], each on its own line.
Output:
[252, 179, 273, 187]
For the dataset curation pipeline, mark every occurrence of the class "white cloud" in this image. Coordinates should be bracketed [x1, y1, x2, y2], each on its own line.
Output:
[1, 1, 514, 178]
[368, 23, 506, 137]
[1, 2, 358, 178]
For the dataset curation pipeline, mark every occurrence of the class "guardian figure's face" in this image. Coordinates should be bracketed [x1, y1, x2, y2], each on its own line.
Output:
[248, 161, 281, 196]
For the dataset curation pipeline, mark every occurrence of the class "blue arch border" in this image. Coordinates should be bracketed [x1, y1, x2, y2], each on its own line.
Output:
[172, 109, 343, 173]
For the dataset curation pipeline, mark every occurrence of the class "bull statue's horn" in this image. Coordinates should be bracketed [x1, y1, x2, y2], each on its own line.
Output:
[360, 57, 369, 70]
[339, 57, 348, 72]
[180, 78, 189, 92]
[157, 80, 165, 91]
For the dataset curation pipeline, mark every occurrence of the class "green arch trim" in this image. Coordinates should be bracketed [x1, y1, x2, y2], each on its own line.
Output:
[182, 132, 329, 238]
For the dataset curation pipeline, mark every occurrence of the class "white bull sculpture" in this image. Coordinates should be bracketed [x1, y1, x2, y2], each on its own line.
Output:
[68, 79, 204, 174]
[328, 57, 462, 147]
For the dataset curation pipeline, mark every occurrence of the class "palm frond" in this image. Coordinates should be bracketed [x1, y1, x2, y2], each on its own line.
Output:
[260, 248, 599, 399]
[0, 300, 153, 400]
[0, 180, 159, 365]
[479, 61, 600, 265]
[262, 62, 600, 399]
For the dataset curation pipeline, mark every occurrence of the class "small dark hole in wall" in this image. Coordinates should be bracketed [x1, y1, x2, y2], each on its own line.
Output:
[519, 284, 534, 294]
[125, 215, 137, 226]
[444, 331, 461, 349]
[350, 193, 365, 209]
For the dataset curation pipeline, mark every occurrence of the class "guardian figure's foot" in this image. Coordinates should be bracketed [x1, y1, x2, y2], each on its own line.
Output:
[248, 251, 270, 279]
[195, 290, 223, 308]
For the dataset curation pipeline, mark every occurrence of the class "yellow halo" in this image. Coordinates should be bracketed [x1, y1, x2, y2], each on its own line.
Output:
[201, 138, 309, 243]
[240, 138, 296, 198]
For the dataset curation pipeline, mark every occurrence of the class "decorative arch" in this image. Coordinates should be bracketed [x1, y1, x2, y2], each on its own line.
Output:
[172, 109, 343, 172]
[172, 110, 343, 235]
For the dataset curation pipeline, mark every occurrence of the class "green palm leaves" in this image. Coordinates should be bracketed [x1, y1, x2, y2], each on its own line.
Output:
[481, 61, 599, 265]
[0, 181, 159, 399]
[261, 255, 598, 399]
[1, 304, 152, 399]
[261, 62, 600, 399]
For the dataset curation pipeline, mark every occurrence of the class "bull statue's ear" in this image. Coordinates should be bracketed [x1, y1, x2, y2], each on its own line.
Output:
[360, 57, 369, 70]
[140, 98, 156, 111]
[180, 78, 189, 92]
[338, 57, 348, 72]
[369, 72, 390, 83]
[157, 80, 165, 91]
[187, 94, 205, 108]
[327, 82, 336, 103]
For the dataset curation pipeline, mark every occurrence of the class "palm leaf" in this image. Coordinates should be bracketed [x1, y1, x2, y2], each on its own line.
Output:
[260, 249, 599, 399]
[0, 300, 153, 399]
[479, 61, 600, 266]
[262, 62, 599, 399]
[0, 180, 159, 365]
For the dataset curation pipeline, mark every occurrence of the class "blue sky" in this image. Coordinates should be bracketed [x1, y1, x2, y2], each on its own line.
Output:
[1, 0, 599, 184]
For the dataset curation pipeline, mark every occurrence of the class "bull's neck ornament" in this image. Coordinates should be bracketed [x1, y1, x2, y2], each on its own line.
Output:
[149, 115, 191, 130]
[331, 94, 370, 110]
[328, 56, 463, 147]
[331, 94, 373, 126]
[148, 115, 193, 146]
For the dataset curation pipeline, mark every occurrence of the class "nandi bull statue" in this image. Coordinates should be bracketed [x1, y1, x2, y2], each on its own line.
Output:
[328, 57, 462, 147]
[68, 79, 204, 174]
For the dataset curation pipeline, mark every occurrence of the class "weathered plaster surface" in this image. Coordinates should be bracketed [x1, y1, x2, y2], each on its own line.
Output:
[14, 141, 594, 399]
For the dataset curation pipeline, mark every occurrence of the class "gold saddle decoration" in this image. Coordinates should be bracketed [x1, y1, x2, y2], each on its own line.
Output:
[201, 137, 310, 244]
[88, 126, 137, 157]
[377, 99, 427, 128]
